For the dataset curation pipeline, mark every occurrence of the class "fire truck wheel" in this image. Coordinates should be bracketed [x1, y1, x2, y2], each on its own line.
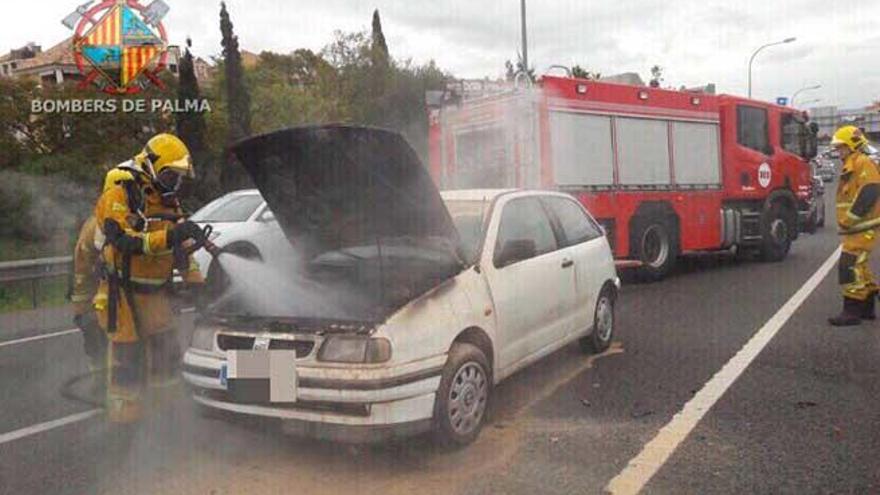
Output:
[759, 202, 793, 262]
[633, 216, 678, 281]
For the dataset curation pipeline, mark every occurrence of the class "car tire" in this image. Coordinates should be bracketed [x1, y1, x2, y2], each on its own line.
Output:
[804, 210, 818, 234]
[632, 216, 679, 281]
[580, 287, 615, 354]
[433, 343, 491, 448]
[759, 202, 793, 262]
[817, 204, 825, 228]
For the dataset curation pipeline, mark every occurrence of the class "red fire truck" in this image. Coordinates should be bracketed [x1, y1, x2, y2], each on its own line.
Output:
[427, 76, 819, 279]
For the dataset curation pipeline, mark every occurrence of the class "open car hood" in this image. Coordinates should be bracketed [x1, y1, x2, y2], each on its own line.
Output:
[231, 125, 462, 259]
[219, 125, 464, 323]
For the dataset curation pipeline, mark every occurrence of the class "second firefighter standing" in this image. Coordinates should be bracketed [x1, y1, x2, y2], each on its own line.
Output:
[829, 125, 880, 326]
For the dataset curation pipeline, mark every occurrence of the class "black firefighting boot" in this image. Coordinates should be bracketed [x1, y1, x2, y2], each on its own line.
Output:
[861, 292, 877, 320]
[828, 297, 863, 327]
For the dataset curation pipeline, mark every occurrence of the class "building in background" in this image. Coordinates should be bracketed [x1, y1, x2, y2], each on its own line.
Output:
[11, 38, 80, 85]
[808, 105, 880, 142]
[0, 42, 42, 78]
[0, 38, 213, 86]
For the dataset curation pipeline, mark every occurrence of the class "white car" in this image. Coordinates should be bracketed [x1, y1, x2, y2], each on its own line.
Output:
[182, 126, 620, 446]
[189, 189, 289, 278]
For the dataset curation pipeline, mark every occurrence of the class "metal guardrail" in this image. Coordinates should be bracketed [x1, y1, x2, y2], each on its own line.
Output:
[0, 256, 73, 309]
[0, 256, 73, 283]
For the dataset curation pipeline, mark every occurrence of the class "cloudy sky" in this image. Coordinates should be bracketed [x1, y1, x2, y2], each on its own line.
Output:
[3, 0, 879, 108]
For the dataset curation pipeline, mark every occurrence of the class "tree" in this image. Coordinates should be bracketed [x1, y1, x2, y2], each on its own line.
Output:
[504, 54, 535, 83]
[320, 26, 448, 162]
[571, 65, 601, 80]
[219, 1, 252, 191]
[371, 9, 389, 70]
[649, 65, 664, 88]
[248, 50, 347, 133]
[176, 37, 216, 206]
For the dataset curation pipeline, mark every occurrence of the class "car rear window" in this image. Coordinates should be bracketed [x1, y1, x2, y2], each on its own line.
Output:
[542, 197, 602, 246]
[191, 194, 263, 223]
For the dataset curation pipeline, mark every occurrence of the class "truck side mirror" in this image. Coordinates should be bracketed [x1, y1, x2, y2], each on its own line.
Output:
[495, 239, 537, 268]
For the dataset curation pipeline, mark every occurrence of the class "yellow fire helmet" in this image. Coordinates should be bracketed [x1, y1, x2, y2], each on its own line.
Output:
[830, 125, 869, 152]
[102, 168, 134, 193]
[135, 133, 195, 180]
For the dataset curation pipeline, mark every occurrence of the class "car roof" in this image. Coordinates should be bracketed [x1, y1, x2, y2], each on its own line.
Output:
[440, 189, 518, 201]
[440, 189, 579, 202]
[225, 189, 261, 197]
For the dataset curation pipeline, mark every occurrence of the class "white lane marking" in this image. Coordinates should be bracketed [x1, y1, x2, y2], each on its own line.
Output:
[0, 409, 102, 445]
[0, 328, 80, 349]
[607, 246, 841, 495]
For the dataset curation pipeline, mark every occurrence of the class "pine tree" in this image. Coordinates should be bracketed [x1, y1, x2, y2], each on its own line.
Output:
[220, 1, 252, 191]
[371, 9, 389, 69]
[176, 37, 215, 205]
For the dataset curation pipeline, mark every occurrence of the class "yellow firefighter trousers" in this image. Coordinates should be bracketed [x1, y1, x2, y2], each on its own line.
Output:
[96, 290, 180, 423]
[840, 229, 879, 301]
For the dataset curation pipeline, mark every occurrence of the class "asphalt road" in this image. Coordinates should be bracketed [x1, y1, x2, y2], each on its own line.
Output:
[1, 190, 878, 495]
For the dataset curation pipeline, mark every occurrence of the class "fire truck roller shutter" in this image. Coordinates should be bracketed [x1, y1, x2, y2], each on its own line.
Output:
[616, 118, 672, 187]
[629, 202, 680, 281]
[549, 112, 614, 187]
[671, 122, 722, 186]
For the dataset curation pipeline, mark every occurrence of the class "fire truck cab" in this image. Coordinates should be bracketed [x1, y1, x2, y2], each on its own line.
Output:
[428, 76, 818, 279]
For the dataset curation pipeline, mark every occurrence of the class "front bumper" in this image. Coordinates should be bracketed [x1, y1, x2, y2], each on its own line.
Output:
[183, 350, 444, 439]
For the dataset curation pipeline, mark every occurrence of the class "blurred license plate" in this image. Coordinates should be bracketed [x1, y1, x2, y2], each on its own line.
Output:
[225, 350, 297, 403]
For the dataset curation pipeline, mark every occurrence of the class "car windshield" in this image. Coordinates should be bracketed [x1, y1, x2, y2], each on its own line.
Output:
[444, 199, 490, 263]
[190, 194, 263, 223]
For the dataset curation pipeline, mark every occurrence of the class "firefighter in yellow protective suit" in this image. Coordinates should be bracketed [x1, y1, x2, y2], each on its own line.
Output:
[829, 126, 880, 326]
[92, 134, 207, 422]
[71, 168, 134, 371]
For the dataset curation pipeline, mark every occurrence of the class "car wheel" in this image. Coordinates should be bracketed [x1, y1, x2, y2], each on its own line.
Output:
[580, 288, 615, 354]
[804, 209, 818, 234]
[759, 202, 793, 262]
[632, 216, 678, 281]
[433, 343, 491, 447]
[817, 203, 825, 228]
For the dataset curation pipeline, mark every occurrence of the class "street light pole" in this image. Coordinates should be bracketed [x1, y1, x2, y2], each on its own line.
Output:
[748, 37, 796, 99]
[791, 84, 821, 106]
[520, 0, 528, 72]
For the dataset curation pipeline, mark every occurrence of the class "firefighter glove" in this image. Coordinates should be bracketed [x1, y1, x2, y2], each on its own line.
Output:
[168, 221, 206, 248]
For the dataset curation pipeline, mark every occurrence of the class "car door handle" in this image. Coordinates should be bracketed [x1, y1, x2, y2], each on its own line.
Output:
[561, 259, 574, 268]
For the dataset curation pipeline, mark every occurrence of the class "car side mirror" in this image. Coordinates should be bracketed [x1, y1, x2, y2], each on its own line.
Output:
[260, 210, 276, 223]
[495, 239, 537, 268]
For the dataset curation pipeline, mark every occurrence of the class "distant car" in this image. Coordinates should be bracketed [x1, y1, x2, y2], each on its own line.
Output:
[189, 189, 290, 278]
[814, 156, 836, 183]
[804, 175, 825, 233]
[865, 144, 880, 164]
[182, 126, 620, 446]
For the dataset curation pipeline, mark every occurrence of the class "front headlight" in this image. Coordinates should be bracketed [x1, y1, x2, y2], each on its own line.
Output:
[318, 336, 391, 363]
[190, 326, 216, 351]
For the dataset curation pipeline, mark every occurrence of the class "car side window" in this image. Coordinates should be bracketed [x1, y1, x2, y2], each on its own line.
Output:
[494, 198, 558, 266]
[543, 197, 602, 246]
